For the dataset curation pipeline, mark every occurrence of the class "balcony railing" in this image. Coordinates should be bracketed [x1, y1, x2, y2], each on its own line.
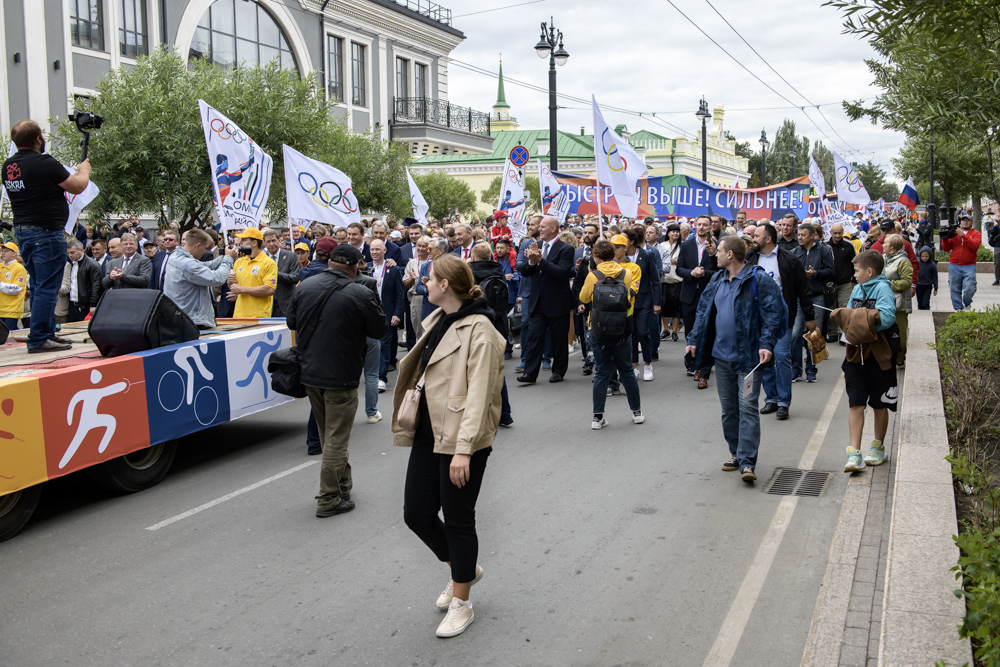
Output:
[392, 98, 491, 137]
[385, 0, 452, 26]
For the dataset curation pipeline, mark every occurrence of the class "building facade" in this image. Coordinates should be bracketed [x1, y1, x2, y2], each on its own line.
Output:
[0, 0, 491, 155]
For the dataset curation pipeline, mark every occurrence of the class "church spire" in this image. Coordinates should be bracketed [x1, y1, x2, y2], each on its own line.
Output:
[495, 57, 509, 109]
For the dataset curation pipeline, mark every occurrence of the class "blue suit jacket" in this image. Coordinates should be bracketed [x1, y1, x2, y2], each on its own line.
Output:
[148, 250, 172, 291]
[631, 245, 662, 308]
[399, 242, 416, 265]
[516, 237, 575, 316]
[372, 263, 405, 322]
[675, 236, 718, 305]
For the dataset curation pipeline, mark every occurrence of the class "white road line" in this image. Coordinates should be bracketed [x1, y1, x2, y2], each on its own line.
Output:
[145, 461, 319, 531]
[702, 379, 845, 667]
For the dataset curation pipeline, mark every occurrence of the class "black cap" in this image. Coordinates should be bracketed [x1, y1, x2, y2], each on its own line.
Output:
[329, 244, 362, 266]
[879, 219, 894, 231]
[403, 217, 418, 227]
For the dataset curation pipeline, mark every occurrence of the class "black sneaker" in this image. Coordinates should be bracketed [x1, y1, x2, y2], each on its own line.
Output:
[760, 402, 778, 415]
[582, 365, 593, 376]
[776, 406, 789, 420]
[316, 497, 355, 518]
[660, 330, 669, 340]
[686, 369, 695, 377]
[741, 466, 757, 482]
[672, 332, 679, 342]
[499, 415, 513, 427]
[722, 456, 738, 471]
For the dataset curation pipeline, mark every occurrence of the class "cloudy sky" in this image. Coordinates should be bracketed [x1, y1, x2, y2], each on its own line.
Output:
[441, 0, 906, 180]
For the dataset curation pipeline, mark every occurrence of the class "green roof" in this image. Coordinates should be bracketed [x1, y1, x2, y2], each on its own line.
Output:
[494, 62, 509, 109]
[630, 129, 669, 142]
[413, 129, 595, 165]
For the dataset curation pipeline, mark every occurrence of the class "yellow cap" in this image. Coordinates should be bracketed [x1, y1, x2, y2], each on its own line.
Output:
[294, 242, 309, 252]
[610, 234, 629, 246]
[234, 227, 264, 241]
[2, 242, 18, 253]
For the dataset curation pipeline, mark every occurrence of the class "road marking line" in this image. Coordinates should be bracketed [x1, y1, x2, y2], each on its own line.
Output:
[145, 460, 319, 531]
[702, 379, 845, 667]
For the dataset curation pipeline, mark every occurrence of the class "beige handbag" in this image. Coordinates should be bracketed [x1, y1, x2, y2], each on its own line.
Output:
[397, 372, 426, 431]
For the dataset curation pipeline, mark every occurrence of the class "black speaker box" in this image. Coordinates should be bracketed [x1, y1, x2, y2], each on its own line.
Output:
[88, 289, 200, 357]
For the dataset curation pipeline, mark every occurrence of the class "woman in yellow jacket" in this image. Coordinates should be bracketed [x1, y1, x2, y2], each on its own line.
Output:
[392, 253, 505, 639]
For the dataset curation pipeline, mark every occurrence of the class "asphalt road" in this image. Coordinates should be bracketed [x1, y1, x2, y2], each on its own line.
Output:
[0, 344, 857, 667]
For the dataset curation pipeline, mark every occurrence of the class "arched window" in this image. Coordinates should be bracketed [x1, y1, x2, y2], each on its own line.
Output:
[189, 0, 296, 71]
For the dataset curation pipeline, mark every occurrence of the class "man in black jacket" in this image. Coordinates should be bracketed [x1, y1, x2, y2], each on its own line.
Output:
[747, 224, 815, 420]
[287, 244, 386, 518]
[792, 223, 835, 382]
[675, 215, 718, 387]
[826, 223, 857, 341]
[64, 240, 103, 322]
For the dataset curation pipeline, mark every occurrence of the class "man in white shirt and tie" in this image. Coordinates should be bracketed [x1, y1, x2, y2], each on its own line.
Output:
[452, 224, 475, 260]
[101, 232, 152, 290]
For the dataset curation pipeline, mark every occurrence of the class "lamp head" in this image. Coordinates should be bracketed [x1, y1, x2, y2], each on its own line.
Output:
[553, 34, 569, 66]
[535, 24, 551, 58]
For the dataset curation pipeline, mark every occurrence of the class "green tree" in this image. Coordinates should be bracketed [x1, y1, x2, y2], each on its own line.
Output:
[51, 48, 411, 231]
[480, 175, 541, 215]
[892, 133, 990, 205]
[413, 171, 477, 220]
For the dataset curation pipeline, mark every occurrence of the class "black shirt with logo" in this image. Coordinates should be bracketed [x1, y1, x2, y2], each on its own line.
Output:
[2, 150, 71, 231]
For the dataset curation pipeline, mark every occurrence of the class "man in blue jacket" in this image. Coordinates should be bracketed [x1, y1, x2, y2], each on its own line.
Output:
[685, 236, 783, 483]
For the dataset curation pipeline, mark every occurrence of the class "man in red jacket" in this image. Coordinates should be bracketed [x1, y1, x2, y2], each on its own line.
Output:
[941, 213, 982, 311]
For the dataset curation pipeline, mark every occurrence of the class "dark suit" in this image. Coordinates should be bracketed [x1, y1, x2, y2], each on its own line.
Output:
[629, 245, 662, 365]
[148, 250, 175, 291]
[268, 248, 300, 317]
[101, 253, 152, 291]
[516, 237, 575, 378]
[398, 241, 418, 348]
[66, 255, 104, 322]
[675, 235, 718, 377]
[371, 262, 405, 382]
[399, 242, 417, 265]
[453, 243, 476, 260]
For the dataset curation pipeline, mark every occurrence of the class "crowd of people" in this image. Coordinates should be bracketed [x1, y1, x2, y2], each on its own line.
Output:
[4, 116, 998, 639]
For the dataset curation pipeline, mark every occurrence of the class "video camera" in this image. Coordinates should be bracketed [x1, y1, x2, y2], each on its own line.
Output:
[236, 245, 253, 257]
[939, 222, 959, 240]
[67, 111, 104, 162]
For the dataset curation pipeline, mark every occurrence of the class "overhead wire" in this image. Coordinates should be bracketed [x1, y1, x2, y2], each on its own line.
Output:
[452, 0, 547, 19]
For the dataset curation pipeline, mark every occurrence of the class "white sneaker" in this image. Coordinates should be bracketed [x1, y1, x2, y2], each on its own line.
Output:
[436, 598, 474, 638]
[514, 343, 521, 349]
[642, 364, 653, 381]
[592, 416, 608, 430]
[632, 410, 645, 424]
[633, 367, 640, 378]
[367, 411, 382, 424]
[377, 380, 386, 393]
[436, 564, 484, 610]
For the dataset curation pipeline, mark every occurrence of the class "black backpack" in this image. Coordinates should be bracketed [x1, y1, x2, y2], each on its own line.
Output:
[478, 275, 509, 333]
[589, 269, 630, 343]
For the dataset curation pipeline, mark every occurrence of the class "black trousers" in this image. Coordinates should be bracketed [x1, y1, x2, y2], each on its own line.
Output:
[403, 438, 491, 584]
[524, 309, 570, 378]
[632, 305, 652, 364]
[67, 301, 87, 323]
[682, 299, 712, 379]
[574, 309, 592, 367]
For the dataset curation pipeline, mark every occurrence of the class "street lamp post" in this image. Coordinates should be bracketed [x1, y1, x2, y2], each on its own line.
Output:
[534, 18, 569, 172]
[759, 129, 769, 187]
[696, 97, 711, 182]
[788, 145, 797, 181]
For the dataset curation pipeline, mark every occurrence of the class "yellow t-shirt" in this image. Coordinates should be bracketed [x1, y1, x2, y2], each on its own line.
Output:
[233, 253, 277, 318]
[0, 261, 28, 319]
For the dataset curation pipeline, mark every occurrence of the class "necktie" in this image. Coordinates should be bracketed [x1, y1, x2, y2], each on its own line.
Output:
[543, 242, 550, 260]
[464, 247, 470, 259]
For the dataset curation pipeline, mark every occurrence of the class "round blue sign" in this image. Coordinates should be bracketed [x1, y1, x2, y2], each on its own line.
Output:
[510, 145, 530, 167]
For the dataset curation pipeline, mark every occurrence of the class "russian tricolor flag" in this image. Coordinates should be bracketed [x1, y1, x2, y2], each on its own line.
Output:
[899, 177, 920, 210]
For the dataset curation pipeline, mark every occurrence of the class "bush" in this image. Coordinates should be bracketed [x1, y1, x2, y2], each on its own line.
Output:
[953, 529, 1000, 666]
[936, 307, 1000, 371]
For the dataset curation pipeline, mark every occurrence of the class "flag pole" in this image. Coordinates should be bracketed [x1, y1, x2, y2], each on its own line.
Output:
[596, 176, 603, 236]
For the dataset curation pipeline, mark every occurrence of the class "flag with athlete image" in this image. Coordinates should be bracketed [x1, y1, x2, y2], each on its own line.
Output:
[199, 100, 272, 232]
[406, 168, 429, 226]
[497, 157, 528, 241]
[592, 95, 645, 219]
[833, 151, 870, 205]
[537, 159, 569, 223]
[808, 153, 826, 199]
[282, 144, 360, 226]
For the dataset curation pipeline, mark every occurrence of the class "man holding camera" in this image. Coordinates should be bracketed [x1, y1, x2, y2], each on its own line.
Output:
[2, 120, 91, 352]
[165, 229, 236, 329]
[941, 214, 982, 311]
[226, 227, 277, 318]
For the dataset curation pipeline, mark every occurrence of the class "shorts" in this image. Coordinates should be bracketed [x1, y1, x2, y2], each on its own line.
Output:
[842, 325, 900, 411]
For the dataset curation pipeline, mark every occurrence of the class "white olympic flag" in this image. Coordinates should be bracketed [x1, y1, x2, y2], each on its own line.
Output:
[199, 100, 273, 232]
[592, 95, 645, 219]
[537, 159, 569, 223]
[282, 144, 360, 227]
[833, 151, 871, 206]
[497, 157, 528, 242]
[808, 153, 826, 200]
[406, 168, 429, 226]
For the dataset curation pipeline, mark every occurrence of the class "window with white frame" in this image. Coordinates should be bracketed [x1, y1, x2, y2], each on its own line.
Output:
[327, 35, 344, 102]
[119, 0, 147, 58]
[414, 62, 426, 99]
[396, 57, 408, 98]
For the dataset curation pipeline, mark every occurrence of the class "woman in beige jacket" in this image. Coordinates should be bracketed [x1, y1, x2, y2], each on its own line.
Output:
[391, 253, 505, 639]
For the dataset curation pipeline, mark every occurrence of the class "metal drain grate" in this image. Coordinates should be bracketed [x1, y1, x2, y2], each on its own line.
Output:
[764, 468, 834, 497]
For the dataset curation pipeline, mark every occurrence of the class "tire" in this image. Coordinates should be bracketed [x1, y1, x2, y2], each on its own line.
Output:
[85, 440, 178, 494]
[0, 484, 43, 542]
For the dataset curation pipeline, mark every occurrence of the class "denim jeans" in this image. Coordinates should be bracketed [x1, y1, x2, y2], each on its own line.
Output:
[1, 317, 19, 330]
[590, 332, 641, 414]
[915, 284, 933, 310]
[500, 377, 511, 420]
[364, 336, 379, 417]
[761, 327, 793, 407]
[306, 411, 321, 453]
[714, 358, 762, 470]
[792, 296, 827, 375]
[15, 228, 66, 348]
[948, 264, 977, 310]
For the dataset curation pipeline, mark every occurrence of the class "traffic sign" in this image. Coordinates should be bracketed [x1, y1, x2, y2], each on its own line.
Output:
[510, 145, 529, 167]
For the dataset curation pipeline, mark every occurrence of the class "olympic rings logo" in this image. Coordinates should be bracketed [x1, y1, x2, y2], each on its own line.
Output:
[836, 165, 864, 193]
[298, 172, 358, 213]
[601, 129, 626, 172]
[210, 118, 247, 145]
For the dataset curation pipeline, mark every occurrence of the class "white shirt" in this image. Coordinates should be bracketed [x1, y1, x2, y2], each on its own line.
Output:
[696, 236, 708, 263]
[461, 242, 474, 260]
[122, 253, 135, 273]
[372, 260, 387, 297]
[758, 246, 782, 289]
[69, 259, 79, 302]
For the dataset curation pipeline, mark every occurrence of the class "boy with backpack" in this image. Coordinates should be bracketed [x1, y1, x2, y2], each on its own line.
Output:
[578, 239, 643, 430]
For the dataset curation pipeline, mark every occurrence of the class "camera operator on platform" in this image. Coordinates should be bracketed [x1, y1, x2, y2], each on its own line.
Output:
[226, 227, 277, 318]
[1, 120, 91, 353]
[165, 228, 238, 330]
